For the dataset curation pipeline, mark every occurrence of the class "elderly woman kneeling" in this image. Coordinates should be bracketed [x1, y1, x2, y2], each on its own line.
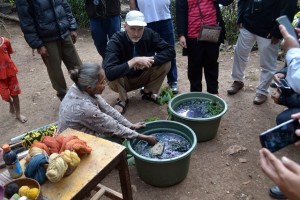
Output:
[58, 63, 157, 145]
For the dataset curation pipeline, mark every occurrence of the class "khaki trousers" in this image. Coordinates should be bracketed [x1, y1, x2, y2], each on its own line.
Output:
[42, 36, 82, 98]
[108, 62, 171, 101]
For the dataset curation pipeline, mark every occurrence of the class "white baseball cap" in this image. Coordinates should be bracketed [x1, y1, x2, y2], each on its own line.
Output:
[125, 10, 147, 27]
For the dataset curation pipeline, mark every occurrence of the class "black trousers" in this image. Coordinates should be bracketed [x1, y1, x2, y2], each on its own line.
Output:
[186, 38, 220, 94]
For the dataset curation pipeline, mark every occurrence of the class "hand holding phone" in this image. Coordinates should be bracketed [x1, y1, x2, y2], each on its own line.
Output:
[276, 15, 298, 40]
[260, 119, 300, 152]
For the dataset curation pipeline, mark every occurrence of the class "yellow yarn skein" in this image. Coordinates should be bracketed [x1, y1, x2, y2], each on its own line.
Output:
[61, 150, 80, 167]
[27, 188, 39, 200]
[46, 153, 68, 182]
[18, 185, 30, 197]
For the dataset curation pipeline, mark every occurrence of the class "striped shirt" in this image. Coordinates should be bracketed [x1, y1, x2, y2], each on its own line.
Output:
[187, 0, 217, 38]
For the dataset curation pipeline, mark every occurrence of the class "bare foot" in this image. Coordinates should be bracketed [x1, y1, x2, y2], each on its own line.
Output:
[16, 114, 27, 123]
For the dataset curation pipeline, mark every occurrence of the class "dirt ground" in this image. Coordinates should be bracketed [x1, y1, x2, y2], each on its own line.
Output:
[0, 20, 298, 200]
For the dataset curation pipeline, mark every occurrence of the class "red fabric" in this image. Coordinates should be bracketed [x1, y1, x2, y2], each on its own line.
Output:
[187, 0, 217, 38]
[0, 76, 21, 101]
[0, 37, 18, 79]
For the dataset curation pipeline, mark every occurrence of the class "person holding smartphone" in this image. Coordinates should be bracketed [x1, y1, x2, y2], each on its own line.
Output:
[260, 113, 300, 200]
[271, 24, 300, 125]
[261, 25, 300, 199]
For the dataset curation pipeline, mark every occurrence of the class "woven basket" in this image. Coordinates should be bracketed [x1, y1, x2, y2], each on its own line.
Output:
[4, 178, 42, 200]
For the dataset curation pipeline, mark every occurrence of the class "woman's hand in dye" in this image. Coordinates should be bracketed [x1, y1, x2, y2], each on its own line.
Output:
[145, 135, 158, 145]
[131, 122, 145, 130]
[137, 134, 158, 145]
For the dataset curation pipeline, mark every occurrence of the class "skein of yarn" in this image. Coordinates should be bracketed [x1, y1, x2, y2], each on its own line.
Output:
[24, 154, 48, 184]
[25, 147, 48, 163]
[46, 153, 68, 182]
[61, 150, 80, 167]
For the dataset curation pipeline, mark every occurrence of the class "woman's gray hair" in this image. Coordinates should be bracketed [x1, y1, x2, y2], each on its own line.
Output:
[70, 63, 101, 91]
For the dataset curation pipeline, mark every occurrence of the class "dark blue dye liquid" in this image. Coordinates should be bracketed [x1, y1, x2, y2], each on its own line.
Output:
[133, 132, 191, 159]
[174, 98, 222, 118]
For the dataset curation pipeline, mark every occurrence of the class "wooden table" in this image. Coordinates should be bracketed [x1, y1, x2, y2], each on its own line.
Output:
[41, 128, 133, 200]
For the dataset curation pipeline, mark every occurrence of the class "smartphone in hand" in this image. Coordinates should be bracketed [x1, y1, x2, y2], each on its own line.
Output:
[276, 15, 298, 40]
[260, 119, 300, 152]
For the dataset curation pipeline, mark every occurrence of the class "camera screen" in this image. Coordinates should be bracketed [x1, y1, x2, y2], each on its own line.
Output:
[260, 119, 300, 152]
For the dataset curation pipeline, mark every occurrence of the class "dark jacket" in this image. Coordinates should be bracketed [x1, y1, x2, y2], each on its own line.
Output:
[103, 27, 175, 81]
[176, 0, 233, 44]
[237, 0, 297, 39]
[16, 0, 77, 49]
[276, 67, 300, 108]
[85, 0, 120, 19]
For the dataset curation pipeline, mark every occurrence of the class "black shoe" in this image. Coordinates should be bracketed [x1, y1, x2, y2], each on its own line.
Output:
[269, 186, 287, 199]
[169, 82, 179, 95]
[227, 81, 244, 95]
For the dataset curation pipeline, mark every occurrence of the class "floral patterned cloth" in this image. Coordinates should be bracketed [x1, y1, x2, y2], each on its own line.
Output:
[58, 84, 138, 139]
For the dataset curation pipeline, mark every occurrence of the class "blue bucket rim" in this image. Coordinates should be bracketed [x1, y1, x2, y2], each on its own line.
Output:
[168, 92, 228, 121]
[127, 120, 197, 163]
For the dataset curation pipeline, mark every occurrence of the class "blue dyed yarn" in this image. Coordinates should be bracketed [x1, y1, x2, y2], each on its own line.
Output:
[25, 154, 48, 184]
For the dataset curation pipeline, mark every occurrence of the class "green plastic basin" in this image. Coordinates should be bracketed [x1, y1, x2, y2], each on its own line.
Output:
[168, 92, 228, 142]
[128, 120, 197, 187]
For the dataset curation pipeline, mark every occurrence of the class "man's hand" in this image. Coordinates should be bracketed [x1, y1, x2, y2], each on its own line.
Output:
[37, 46, 49, 57]
[273, 72, 285, 83]
[279, 25, 300, 52]
[271, 88, 281, 104]
[70, 31, 78, 44]
[128, 56, 154, 70]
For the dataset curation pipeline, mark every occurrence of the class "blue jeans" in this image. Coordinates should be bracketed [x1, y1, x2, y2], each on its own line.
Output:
[147, 19, 178, 83]
[89, 16, 121, 58]
[276, 108, 300, 125]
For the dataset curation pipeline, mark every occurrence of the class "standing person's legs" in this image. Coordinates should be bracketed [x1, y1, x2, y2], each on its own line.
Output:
[187, 39, 204, 92]
[61, 36, 82, 71]
[89, 18, 108, 58]
[203, 42, 220, 94]
[42, 41, 67, 100]
[90, 16, 120, 59]
[228, 28, 256, 95]
[256, 36, 279, 96]
[107, 15, 121, 39]
[0, 76, 27, 122]
[231, 28, 256, 81]
[147, 19, 178, 94]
